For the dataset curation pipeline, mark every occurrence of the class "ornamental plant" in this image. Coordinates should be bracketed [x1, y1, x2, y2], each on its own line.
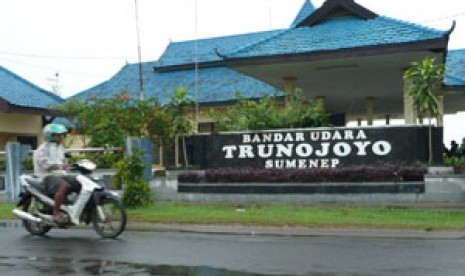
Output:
[178, 164, 427, 183]
[79, 93, 164, 147]
[208, 91, 329, 131]
[165, 86, 195, 167]
[0, 157, 5, 171]
[115, 151, 152, 208]
[57, 92, 170, 148]
[404, 57, 445, 164]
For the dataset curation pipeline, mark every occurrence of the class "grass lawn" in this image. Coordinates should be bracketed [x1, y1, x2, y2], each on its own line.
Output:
[0, 203, 15, 220]
[2, 201, 465, 230]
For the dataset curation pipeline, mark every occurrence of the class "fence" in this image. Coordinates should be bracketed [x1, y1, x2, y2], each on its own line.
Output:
[1, 137, 153, 202]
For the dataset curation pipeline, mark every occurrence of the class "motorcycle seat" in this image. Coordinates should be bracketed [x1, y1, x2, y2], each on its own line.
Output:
[25, 177, 42, 186]
[25, 177, 47, 194]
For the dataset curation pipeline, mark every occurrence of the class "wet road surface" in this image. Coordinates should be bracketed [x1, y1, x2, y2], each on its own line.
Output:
[1, 223, 465, 275]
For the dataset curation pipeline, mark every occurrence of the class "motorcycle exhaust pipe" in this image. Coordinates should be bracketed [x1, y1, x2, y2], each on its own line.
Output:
[12, 209, 42, 223]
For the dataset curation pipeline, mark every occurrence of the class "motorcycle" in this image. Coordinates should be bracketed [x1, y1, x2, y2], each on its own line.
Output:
[12, 159, 127, 238]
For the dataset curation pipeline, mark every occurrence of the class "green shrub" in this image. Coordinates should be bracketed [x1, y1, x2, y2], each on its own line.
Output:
[444, 156, 465, 167]
[0, 156, 33, 171]
[444, 156, 465, 173]
[153, 169, 166, 177]
[112, 174, 123, 190]
[122, 178, 151, 208]
[68, 152, 124, 169]
[21, 156, 34, 171]
[0, 157, 5, 171]
[115, 152, 152, 208]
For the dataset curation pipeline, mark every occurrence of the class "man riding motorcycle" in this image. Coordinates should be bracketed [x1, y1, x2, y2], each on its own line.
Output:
[33, 123, 81, 224]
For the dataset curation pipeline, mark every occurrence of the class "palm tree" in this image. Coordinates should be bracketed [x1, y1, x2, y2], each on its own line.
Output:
[404, 56, 445, 164]
[168, 86, 194, 168]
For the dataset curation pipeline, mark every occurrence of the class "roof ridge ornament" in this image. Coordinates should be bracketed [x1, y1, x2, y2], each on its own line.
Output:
[291, 0, 316, 27]
[214, 47, 227, 59]
[296, 0, 378, 27]
[447, 20, 456, 35]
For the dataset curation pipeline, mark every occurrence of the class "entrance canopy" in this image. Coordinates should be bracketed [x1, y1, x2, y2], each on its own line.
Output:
[226, 51, 445, 120]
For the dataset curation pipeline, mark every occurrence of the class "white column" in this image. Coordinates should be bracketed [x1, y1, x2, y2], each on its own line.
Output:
[403, 79, 417, 124]
[282, 76, 296, 103]
[385, 114, 391, 125]
[366, 97, 374, 126]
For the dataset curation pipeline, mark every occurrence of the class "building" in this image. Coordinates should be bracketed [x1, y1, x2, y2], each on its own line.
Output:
[0, 66, 64, 150]
[72, 0, 465, 131]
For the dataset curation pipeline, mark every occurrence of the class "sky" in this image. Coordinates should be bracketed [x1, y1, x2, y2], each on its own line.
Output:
[1, 0, 464, 144]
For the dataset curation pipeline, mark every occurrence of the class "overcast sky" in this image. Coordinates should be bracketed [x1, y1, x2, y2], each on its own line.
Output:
[1, 0, 464, 143]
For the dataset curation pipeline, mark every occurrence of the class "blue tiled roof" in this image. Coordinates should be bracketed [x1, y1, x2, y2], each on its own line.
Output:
[0, 66, 64, 109]
[291, 0, 316, 27]
[72, 62, 281, 104]
[72, 0, 463, 103]
[226, 16, 449, 59]
[155, 30, 282, 68]
[445, 49, 465, 86]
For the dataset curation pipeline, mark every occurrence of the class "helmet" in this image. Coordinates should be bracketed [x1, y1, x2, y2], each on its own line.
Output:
[43, 123, 68, 142]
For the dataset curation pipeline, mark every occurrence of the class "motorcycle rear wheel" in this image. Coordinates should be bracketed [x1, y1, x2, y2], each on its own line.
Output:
[22, 198, 52, 236]
[92, 197, 126, 238]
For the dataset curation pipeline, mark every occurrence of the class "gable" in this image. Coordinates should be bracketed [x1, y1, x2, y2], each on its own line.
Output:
[296, 0, 377, 27]
[291, 0, 316, 27]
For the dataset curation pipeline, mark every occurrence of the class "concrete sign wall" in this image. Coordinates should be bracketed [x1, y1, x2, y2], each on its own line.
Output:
[186, 126, 443, 169]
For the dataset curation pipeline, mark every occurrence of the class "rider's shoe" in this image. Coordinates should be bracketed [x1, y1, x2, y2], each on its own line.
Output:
[53, 213, 68, 225]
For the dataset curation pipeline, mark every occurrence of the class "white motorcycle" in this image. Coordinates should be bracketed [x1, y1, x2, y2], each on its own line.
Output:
[12, 159, 127, 238]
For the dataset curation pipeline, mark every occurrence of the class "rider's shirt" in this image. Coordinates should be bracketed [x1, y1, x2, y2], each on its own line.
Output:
[33, 142, 68, 178]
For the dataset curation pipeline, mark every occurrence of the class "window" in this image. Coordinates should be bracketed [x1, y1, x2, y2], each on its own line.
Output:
[198, 122, 215, 133]
[17, 136, 37, 149]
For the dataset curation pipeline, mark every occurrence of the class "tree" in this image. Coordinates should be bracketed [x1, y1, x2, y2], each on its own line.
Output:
[404, 56, 445, 164]
[53, 98, 88, 146]
[57, 92, 170, 149]
[146, 109, 171, 167]
[209, 92, 281, 131]
[209, 91, 329, 131]
[167, 86, 195, 167]
[279, 89, 329, 128]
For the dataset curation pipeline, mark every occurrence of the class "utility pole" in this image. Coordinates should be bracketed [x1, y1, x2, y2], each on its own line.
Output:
[135, 0, 144, 100]
[194, 0, 199, 132]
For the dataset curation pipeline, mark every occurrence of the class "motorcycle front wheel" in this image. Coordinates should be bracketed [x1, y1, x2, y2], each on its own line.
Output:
[22, 198, 52, 236]
[92, 197, 127, 238]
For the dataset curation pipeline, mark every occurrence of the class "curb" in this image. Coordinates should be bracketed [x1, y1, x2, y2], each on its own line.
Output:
[3, 219, 465, 240]
[125, 222, 465, 240]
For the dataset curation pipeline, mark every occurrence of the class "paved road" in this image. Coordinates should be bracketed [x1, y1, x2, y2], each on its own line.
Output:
[1, 224, 465, 275]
